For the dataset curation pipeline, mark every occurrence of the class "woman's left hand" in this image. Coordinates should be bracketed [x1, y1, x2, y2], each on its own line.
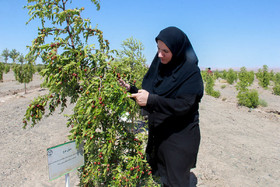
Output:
[130, 89, 149, 106]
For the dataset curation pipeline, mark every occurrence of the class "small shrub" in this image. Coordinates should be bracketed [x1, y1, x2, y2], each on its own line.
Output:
[204, 73, 220, 98]
[259, 99, 268, 107]
[273, 84, 280, 96]
[0, 62, 4, 81]
[201, 70, 207, 82]
[221, 85, 226, 89]
[221, 70, 227, 79]
[211, 90, 221, 98]
[237, 89, 259, 108]
[213, 70, 221, 79]
[274, 73, 280, 84]
[248, 71, 255, 85]
[236, 67, 255, 91]
[269, 70, 274, 81]
[4, 64, 10, 73]
[257, 65, 270, 89]
[226, 68, 237, 85]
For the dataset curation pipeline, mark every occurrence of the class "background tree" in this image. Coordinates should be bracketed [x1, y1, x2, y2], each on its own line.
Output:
[13, 54, 36, 94]
[221, 70, 227, 80]
[18, 53, 25, 64]
[272, 72, 280, 95]
[113, 37, 148, 89]
[1, 48, 10, 63]
[23, 0, 156, 186]
[236, 67, 254, 90]
[0, 62, 4, 82]
[4, 64, 10, 74]
[226, 68, 238, 84]
[236, 67, 260, 108]
[256, 65, 270, 89]
[213, 70, 222, 80]
[35, 64, 45, 73]
[203, 70, 220, 98]
[9, 49, 20, 63]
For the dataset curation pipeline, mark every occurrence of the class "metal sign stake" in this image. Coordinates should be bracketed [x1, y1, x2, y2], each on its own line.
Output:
[65, 173, 70, 187]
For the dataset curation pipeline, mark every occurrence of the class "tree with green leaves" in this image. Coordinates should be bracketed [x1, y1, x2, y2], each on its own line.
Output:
[236, 67, 260, 108]
[226, 68, 238, 85]
[0, 62, 4, 82]
[4, 64, 10, 74]
[22, 0, 156, 186]
[13, 54, 36, 94]
[272, 72, 280, 95]
[203, 71, 220, 98]
[9, 49, 20, 63]
[113, 37, 148, 89]
[18, 53, 25, 64]
[236, 67, 254, 91]
[256, 65, 270, 89]
[1, 48, 10, 63]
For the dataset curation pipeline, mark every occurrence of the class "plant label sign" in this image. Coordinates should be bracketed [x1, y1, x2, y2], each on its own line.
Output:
[47, 140, 84, 180]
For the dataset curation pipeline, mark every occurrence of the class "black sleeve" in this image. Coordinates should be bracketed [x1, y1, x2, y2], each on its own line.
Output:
[146, 94, 197, 116]
[129, 85, 138, 94]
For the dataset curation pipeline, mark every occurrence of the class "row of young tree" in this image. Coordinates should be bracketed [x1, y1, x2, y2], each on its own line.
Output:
[202, 65, 280, 108]
[1, 48, 23, 63]
[0, 50, 41, 93]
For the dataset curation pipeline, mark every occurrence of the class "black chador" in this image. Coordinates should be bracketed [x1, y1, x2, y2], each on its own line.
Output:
[130, 26, 204, 186]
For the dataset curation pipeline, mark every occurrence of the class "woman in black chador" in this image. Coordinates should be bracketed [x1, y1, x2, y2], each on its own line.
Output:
[120, 26, 204, 186]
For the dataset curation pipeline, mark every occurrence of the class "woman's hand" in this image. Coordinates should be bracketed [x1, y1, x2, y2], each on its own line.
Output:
[130, 89, 149, 106]
[118, 79, 130, 91]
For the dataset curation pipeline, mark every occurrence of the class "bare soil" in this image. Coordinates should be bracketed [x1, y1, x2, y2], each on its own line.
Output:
[0, 71, 279, 187]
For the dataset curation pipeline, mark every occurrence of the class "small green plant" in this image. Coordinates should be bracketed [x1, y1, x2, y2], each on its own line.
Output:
[236, 67, 259, 108]
[211, 90, 221, 98]
[258, 98, 268, 107]
[221, 70, 227, 80]
[204, 73, 220, 98]
[274, 73, 280, 84]
[269, 70, 274, 81]
[272, 73, 280, 95]
[0, 62, 4, 81]
[236, 67, 253, 91]
[213, 70, 221, 80]
[256, 65, 270, 89]
[13, 60, 36, 93]
[272, 84, 280, 95]
[248, 71, 255, 85]
[226, 68, 237, 85]
[201, 70, 207, 82]
[221, 85, 226, 89]
[4, 64, 10, 74]
[237, 89, 259, 108]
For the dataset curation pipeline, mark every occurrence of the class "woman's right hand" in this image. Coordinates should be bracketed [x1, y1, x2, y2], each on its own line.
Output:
[118, 79, 131, 91]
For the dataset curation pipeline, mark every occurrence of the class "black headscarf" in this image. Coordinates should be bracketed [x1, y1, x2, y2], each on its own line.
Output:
[142, 26, 203, 98]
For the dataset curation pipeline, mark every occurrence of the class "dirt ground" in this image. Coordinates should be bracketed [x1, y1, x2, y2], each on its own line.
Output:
[0, 71, 279, 187]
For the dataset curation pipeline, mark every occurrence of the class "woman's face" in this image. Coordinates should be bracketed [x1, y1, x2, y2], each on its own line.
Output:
[157, 40, 173, 64]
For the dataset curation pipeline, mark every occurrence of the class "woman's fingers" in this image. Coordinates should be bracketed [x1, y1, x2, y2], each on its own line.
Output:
[118, 79, 130, 91]
[129, 91, 148, 106]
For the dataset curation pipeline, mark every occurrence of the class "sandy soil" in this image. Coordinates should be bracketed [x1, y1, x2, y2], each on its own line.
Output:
[0, 71, 279, 187]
